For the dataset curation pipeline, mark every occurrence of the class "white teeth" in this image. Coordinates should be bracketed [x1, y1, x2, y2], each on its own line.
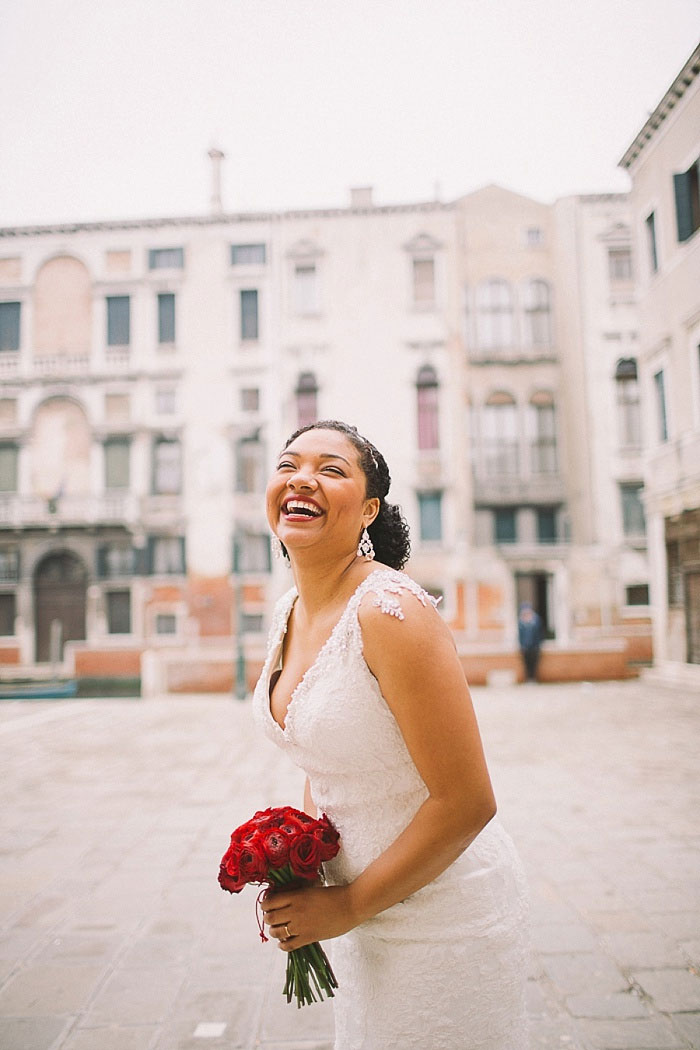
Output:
[284, 500, 322, 516]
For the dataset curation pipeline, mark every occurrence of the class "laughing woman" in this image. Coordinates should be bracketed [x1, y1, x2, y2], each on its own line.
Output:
[255, 420, 529, 1050]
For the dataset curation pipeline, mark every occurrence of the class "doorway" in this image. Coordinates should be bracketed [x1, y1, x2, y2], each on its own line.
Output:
[515, 571, 554, 639]
[34, 551, 87, 662]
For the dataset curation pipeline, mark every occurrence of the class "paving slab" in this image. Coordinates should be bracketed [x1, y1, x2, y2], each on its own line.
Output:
[632, 969, 700, 1014]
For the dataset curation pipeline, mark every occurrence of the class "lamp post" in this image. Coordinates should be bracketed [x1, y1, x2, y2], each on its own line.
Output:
[233, 532, 247, 700]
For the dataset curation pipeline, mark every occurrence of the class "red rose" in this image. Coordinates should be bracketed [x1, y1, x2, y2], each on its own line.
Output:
[261, 828, 290, 869]
[289, 833, 322, 880]
[218, 855, 246, 893]
[238, 841, 269, 883]
[313, 817, 341, 862]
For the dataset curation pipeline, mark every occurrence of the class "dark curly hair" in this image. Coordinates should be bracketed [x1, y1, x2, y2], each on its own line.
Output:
[279, 420, 411, 570]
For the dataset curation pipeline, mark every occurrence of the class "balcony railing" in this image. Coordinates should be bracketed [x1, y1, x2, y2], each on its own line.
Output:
[0, 348, 133, 380]
[473, 472, 566, 506]
[0, 493, 139, 528]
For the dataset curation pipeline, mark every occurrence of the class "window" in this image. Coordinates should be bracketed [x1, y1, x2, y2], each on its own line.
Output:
[525, 227, 543, 246]
[106, 590, 131, 634]
[235, 434, 265, 493]
[615, 359, 641, 448]
[155, 388, 176, 415]
[482, 395, 518, 476]
[653, 369, 668, 442]
[107, 296, 130, 346]
[625, 584, 649, 606]
[674, 158, 700, 243]
[241, 612, 265, 633]
[645, 212, 658, 274]
[412, 258, 435, 306]
[0, 549, 19, 582]
[104, 438, 130, 490]
[494, 508, 517, 544]
[152, 438, 182, 494]
[0, 302, 20, 351]
[155, 613, 177, 634]
[148, 247, 184, 270]
[241, 388, 260, 412]
[476, 280, 514, 350]
[231, 243, 266, 265]
[0, 593, 16, 635]
[105, 393, 130, 423]
[620, 482, 646, 537]
[97, 545, 135, 578]
[536, 507, 557, 543]
[294, 264, 320, 315]
[0, 444, 18, 492]
[529, 394, 557, 474]
[418, 491, 442, 542]
[240, 289, 259, 341]
[666, 541, 683, 607]
[157, 293, 176, 344]
[234, 531, 271, 574]
[416, 366, 439, 450]
[296, 372, 318, 429]
[148, 536, 185, 575]
[608, 249, 633, 283]
[522, 280, 551, 347]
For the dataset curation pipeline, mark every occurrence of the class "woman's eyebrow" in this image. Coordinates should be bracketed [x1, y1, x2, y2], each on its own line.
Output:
[278, 450, 352, 466]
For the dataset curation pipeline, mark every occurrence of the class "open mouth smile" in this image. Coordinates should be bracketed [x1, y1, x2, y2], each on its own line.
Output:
[281, 499, 324, 520]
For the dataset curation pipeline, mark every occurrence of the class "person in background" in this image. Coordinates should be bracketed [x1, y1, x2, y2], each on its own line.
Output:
[518, 601, 543, 682]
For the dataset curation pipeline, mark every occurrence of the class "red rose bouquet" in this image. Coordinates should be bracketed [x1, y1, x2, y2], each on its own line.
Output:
[218, 805, 341, 1007]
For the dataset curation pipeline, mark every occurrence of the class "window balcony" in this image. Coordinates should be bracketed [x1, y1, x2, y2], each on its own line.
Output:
[0, 493, 139, 528]
[473, 472, 566, 506]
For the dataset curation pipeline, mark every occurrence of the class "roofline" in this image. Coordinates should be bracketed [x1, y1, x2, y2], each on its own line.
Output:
[0, 199, 454, 239]
[619, 43, 700, 170]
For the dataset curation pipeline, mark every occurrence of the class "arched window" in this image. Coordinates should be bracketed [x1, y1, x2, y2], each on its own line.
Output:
[523, 280, 552, 347]
[295, 372, 318, 429]
[615, 358, 641, 449]
[476, 280, 514, 350]
[482, 392, 518, 475]
[416, 365, 439, 450]
[528, 391, 557, 474]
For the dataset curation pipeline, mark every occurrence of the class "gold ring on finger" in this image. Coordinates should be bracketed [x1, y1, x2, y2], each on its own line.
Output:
[284, 923, 292, 939]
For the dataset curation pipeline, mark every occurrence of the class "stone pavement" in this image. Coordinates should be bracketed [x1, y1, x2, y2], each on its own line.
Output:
[0, 679, 698, 1050]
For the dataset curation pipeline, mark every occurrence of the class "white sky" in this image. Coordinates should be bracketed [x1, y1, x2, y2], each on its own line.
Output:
[2, 0, 699, 226]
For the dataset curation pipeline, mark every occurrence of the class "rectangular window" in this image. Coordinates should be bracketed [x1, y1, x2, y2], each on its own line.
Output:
[625, 584, 650, 606]
[653, 369, 668, 442]
[0, 302, 21, 351]
[673, 158, 700, 243]
[104, 438, 130, 490]
[97, 545, 135, 579]
[235, 436, 265, 493]
[294, 264, 319, 315]
[494, 508, 517, 543]
[0, 549, 20, 583]
[0, 592, 16, 635]
[536, 507, 558, 543]
[155, 612, 177, 634]
[241, 387, 260, 412]
[620, 482, 646, 537]
[608, 248, 633, 283]
[418, 491, 443, 542]
[529, 403, 557, 474]
[148, 536, 185, 575]
[107, 296, 130, 346]
[645, 212, 658, 274]
[412, 258, 435, 305]
[0, 444, 18, 492]
[666, 541, 683, 607]
[241, 612, 265, 633]
[240, 289, 259, 341]
[157, 293, 176, 344]
[525, 227, 543, 246]
[152, 438, 182, 495]
[155, 388, 176, 415]
[106, 590, 131, 634]
[482, 402, 519, 476]
[231, 243, 266, 265]
[148, 247, 184, 269]
[234, 532, 271, 574]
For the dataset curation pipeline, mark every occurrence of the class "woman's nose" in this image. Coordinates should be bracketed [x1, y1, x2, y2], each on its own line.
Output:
[287, 469, 316, 490]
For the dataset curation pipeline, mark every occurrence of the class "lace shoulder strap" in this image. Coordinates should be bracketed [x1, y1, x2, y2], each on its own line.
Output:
[349, 568, 440, 623]
[266, 586, 297, 646]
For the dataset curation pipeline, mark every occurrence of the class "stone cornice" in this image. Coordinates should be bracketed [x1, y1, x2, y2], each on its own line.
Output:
[619, 44, 700, 171]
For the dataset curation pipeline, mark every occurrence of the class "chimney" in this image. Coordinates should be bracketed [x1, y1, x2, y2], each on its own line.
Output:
[208, 147, 225, 214]
[350, 186, 374, 209]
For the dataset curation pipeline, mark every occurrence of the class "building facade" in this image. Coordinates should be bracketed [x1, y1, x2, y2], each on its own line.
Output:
[620, 43, 700, 684]
[0, 180, 652, 694]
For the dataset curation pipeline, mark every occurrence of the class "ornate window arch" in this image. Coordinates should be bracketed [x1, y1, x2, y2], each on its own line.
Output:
[295, 372, 318, 429]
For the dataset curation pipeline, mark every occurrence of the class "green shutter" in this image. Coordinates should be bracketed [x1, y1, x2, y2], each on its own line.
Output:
[675, 172, 694, 242]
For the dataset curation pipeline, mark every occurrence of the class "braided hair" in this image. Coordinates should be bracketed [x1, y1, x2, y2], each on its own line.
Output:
[280, 420, 411, 570]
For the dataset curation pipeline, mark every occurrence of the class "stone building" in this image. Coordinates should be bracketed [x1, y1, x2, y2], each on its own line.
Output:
[620, 43, 700, 684]
[0, 177, 652, 694]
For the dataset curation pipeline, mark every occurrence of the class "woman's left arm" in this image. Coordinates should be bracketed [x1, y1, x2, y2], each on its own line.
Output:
[263, 593, 497, 948]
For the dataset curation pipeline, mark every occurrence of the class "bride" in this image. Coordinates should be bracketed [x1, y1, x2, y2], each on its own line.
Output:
[256, 420, 529, 1049]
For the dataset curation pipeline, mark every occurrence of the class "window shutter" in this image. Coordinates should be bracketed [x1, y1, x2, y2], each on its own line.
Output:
[96, 546, 107, 579]
[674, 172, 694, 243]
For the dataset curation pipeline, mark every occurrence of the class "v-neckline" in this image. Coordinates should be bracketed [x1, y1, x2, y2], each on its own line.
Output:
[267, 568, 383, 735]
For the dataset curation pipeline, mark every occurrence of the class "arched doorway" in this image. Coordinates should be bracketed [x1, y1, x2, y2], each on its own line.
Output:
[34, 551, 87, 662]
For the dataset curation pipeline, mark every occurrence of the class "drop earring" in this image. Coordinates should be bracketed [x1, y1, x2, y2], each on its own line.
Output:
[357, 527, 375, 561]
[271, 535, 283, 559]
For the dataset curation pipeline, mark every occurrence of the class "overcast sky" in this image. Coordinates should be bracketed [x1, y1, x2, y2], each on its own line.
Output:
[2, 0, 699, 226]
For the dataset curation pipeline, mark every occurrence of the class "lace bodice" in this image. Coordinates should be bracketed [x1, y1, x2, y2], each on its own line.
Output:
[252, 567, 529, 1049]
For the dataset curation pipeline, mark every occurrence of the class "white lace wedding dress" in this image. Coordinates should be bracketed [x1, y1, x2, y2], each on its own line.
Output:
[254, 568, 529, 1050]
